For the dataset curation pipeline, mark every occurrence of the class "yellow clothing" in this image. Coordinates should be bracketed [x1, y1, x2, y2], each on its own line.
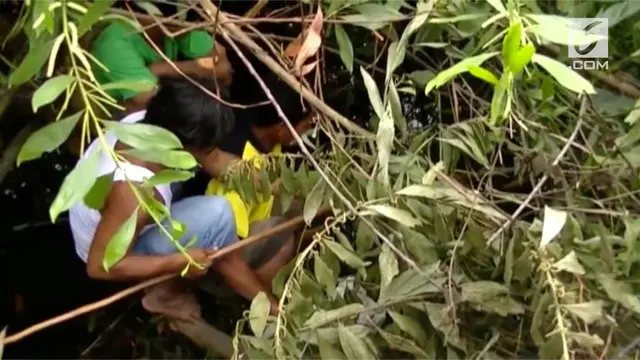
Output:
[206, 142, 281, 238]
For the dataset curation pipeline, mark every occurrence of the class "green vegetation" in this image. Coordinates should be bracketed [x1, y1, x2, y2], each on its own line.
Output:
[2, 0, 640, 359]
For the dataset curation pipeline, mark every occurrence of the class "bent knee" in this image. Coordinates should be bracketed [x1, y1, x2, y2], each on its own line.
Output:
[201, 196, 236, 248]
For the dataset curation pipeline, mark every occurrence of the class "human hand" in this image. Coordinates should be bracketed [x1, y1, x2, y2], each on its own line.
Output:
[194, 44, 233, 86]
[183, 248, 217, 279]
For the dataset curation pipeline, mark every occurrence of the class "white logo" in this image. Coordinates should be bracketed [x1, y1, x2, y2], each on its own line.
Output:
[567, 18, 608, 58]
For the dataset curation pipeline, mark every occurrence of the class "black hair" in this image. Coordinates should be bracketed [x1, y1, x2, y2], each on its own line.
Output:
[231, 70, 311, 128]
[144, 76, 235, 149]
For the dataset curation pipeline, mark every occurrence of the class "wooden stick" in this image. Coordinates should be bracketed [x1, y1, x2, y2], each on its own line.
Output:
[2, 207, 330, 346]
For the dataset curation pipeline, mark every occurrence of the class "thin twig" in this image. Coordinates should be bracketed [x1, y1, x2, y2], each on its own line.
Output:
[2, 209, 328, 346]
[486, 96, 589, 246]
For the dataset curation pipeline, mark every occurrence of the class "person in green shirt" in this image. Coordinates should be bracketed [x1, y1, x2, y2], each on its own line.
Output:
[90, 20, 232, 113]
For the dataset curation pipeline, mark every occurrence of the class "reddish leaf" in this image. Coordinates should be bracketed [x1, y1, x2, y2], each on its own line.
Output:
[294, 8, 324, 73]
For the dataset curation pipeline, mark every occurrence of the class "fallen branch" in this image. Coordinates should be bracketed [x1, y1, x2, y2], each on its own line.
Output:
[2, 207, 330, 346]
[485, 97, 588, 246]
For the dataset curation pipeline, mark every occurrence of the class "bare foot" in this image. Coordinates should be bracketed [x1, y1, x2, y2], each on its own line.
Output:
[142, 279, 201, 322]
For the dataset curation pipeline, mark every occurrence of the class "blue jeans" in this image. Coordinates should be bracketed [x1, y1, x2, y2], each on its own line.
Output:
[133, 196, 237, 255]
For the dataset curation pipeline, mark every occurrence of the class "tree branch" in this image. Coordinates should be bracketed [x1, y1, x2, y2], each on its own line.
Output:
[1, 208, 329, 346]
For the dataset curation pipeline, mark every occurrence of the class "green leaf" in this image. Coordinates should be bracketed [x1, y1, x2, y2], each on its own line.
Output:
[304, 303, 365, 328]
[624, 98, 640, 125]
[280, 160, 298, 194]
[355, 220, 376, 254]
[379, 242, 398, 293]
[567, 332, 604, 349]
[396, 184, 506, 220]
[376, 107, 394, 186]
[380, 265, 443, 302]
[388, 80, 407, 139]
[83, 173, 113, 210]
[597, 0, 640, 27]
[490, 72, 510, 125]
[145, 169, 194, 187]
[17, 111, 82, 166]
[100, 79, 156, 93]
[552, 251, 585, 275]
[249, 292, 270, 337]
[564, 301, 605, 325]
[423, 302, 465, 349]
[31, 75, 74, 113]
[532, 54, 596, 95]
[402, 0, 432, 40]
[360, 67, 384, 120]
[338, 323, 378, 360]
[527, 14, 606, 46]
[272, 257, 296, 298]
[103, 207, 139, 270]
[597, 274, 640, 314]
[314, 253, 337, 295]
[487, 0, 507, 13]
[343, 3, 404, 31]
[509, 43, 535, 74]
[78, 0, 117, 35]
[259, 168, 271, 199]
[386, 41, 406, 80]
[121, 149, 198, 169]
[104, 121, 183, 150]
[540, 206, 567, 248]
[9, 39, 54, 86]
[366, 204, 421, 228]
[460, 281, 508, 303]
[408, 70, 436, 88]
[388, 310, 429, 345]
[425, 52, 498, 94]
[335, 230, 355, 252]
[378, 329, 429, 358]
[468, 65, 498, 85]
[324, 241, 370, 269]
[318, 337, 347, 360]
[472, 296, 525, 316]
[501, 21, 522, 69]
[303, 178, 325, 226]
[334, 24, 353, 73]
[49, 149, 101, 222]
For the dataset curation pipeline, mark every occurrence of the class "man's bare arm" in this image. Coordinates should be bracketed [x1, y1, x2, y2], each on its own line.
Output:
[85, 182, 186, 281]
[124, 44, 233, 111]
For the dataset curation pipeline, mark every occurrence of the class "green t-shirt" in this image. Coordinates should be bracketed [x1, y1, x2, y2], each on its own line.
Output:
[91, 21, 213, 101]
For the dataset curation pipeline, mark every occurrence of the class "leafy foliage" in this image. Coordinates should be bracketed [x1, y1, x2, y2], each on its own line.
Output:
[5, 0, 640, 359]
